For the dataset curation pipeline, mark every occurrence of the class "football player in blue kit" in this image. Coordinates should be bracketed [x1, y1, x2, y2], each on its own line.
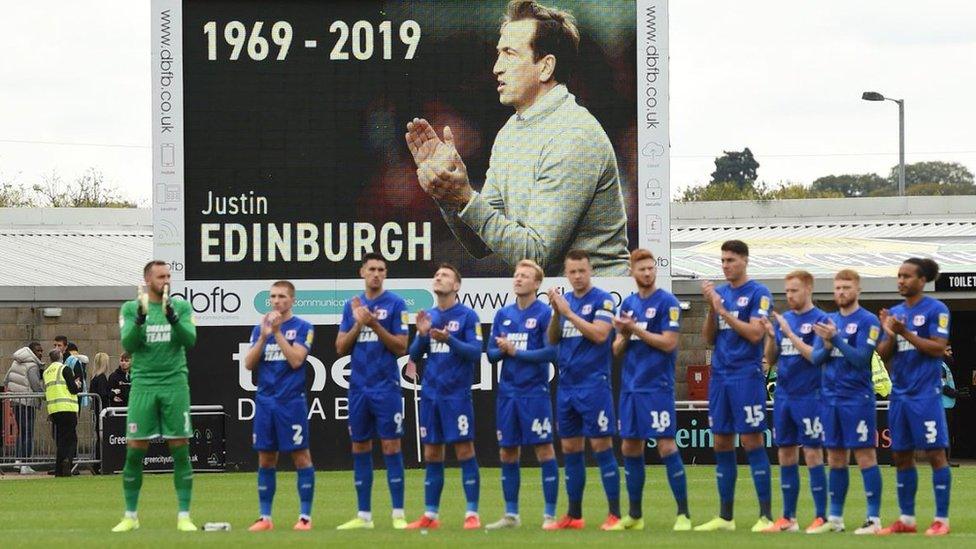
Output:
[760, 270, 830, 533]
[545, 248, 621, 531]
[244, 280, 316, 532]
[485, 259, 559, 530]
[876, 258, 952, 536]
[696, 240, 774, 533]
[406, 263, 484, 530]
[610, 248, 691, 531]
[335, 253, 410, 530]
[810, 269, 884, 535]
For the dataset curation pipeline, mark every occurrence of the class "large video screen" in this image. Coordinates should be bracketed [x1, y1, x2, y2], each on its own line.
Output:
[152, 0, 669, 468]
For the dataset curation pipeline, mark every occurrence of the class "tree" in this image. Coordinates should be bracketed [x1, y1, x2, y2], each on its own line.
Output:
[680, 180, 843, 202]
[810, 173, 891, 197]
[710, 147, 759, 189]
[33, 168, 135, 208]
[0, 172, 36, 207]
[681, 181, 760, 202]
[764, 183, 843, 200]
[889, 161, 975, 195]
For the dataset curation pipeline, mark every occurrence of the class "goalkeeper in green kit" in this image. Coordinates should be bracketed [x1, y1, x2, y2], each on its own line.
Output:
[112, 260, 197, 532]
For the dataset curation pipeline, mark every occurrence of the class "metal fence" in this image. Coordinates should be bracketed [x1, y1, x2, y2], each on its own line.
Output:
[0, 391, 102, 473]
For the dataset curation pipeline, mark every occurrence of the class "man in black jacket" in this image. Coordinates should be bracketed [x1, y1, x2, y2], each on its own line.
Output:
[107, 352, 132, 407]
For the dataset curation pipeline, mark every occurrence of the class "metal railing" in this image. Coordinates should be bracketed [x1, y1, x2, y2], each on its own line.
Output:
[0, 392, 102, 473]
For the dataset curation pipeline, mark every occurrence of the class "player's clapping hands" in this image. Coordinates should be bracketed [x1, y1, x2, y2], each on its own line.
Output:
[496, 336, 516, 356]
[880, 308, 906, 336]
[701, 280, 723, 312]
[266, 311, 283, 333]
[759, 316, 776, 338]
[772, 311, 791, 335]
[260, 312, 275, 338]
[547, 289, 569, 315]
[350, 296, 375, 327]
[430, 327, 450, 342]
[416, 310, 432, 336]
[613, 312, 636, 336]
[813, 318, 837, 348]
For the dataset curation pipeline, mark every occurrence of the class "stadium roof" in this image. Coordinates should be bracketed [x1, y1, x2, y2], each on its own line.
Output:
[670, 195, 976, 280]
[0, 196, 974, 299]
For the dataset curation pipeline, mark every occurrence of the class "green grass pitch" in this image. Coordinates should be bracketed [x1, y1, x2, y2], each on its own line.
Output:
[1, 465, 971, 547]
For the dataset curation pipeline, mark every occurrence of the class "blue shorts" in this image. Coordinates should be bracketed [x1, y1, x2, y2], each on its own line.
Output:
[708, 375, 767, 435]
[420, 396, 474, 445]
[773, 397, 823, 447]
[822, 399, 876, 449]
[496, 394, 554, 447]
[348, 390, 404, 442]
[619, 391, 676, 439]
[889, 397, 949, 451]
[252, 395, 310, 452]
[557, 386, 616, 438]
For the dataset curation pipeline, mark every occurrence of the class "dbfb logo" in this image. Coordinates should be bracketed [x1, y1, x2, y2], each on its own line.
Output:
[170, 286, 241, 313]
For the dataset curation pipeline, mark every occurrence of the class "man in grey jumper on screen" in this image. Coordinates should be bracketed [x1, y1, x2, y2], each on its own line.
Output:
[405, 0, 629, 276]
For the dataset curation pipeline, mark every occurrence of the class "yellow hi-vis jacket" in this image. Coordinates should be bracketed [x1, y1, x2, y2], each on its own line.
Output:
[43, 362, 78, 414]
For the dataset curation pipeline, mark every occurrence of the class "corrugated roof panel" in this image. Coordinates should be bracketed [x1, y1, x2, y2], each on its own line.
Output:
[0, 232, 152, 286]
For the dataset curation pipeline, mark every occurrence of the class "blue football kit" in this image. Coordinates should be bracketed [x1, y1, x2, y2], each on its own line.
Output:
[339, 291, 408, 442]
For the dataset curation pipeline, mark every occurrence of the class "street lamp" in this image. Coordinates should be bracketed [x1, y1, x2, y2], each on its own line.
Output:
[862, 91, 905, 196]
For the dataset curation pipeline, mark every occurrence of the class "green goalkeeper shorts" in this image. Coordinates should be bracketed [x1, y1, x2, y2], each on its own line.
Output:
[126, 386, 192, 440]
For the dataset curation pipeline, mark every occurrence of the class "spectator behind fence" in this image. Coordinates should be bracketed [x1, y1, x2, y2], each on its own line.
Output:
[89, 352, 112, 474]
[3, 342, 45, 474]
[53, 335, 68, 356]
[108, 352, 132, 407]
[64, 352, 89, 408]
[90, 353, 111, 412]
[44, 349, 80, 477]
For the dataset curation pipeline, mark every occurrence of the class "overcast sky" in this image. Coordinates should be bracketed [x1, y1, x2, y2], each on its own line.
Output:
[1, 0, 974, 205]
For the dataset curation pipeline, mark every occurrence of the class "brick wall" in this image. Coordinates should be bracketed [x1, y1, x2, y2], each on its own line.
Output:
[0, 305, 123, 377]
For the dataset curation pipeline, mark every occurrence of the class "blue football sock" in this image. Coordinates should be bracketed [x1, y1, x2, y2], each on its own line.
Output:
[352, 451, 373, 513]
[540, 458, 559, 518]
[781, 464, 800, 519]
[715, 450, 737, 520]
[828, 467, 849, 518]
[424, 461, 445, 514]
[933, 465, 951, 519]
[662, 451, 689, 516]
[501, 461, 520, 516]
[296, 466, 315, 518]
[624, 456, 645, 519]
[861, 465, 882, 519]
[595, 448, 621, 517]
[896, 467, 918, 517]
[747, 447, 772, 519]
[383, 452, 405, 511]
[564, 451, 585, 518]
[808, 464, 827, 519]
[460, 457, 480, 514]
[257, 467, 276, 518]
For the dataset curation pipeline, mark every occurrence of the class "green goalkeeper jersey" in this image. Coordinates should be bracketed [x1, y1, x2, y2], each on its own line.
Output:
[119, 298, 197, 389]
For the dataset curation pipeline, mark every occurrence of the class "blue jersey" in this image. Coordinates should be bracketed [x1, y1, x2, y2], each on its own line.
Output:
[249, 316, 314, 401]
[557, 286, 616, 390]
[711, 279, 773, 380]
[491, 300, 553, 397]
[339, 291, 408, 393]
[618, 288, 681, 393]
[887, 296, 950, 400]
[416, 303, 482, 399]
[819, 307, 881, 403]
[773, 307, 828, 399]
